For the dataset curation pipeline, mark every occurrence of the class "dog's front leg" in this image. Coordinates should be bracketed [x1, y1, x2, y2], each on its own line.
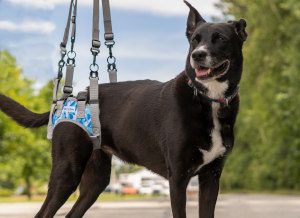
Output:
[168, 169, 190, 218]
[198, 159, 224, 218]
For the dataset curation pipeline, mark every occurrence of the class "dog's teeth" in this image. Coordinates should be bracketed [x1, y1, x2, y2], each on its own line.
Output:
[208, 69, 211, 75]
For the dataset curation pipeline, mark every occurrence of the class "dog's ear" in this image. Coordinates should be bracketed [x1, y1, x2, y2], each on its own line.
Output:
[184, 0, 206, 40]
[228, 18, 247, 42]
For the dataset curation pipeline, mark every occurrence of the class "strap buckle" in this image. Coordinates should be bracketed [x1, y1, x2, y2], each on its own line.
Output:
[63, 86, 73, 94]
[89, 99, 99, 104]
[92, 40, 101, 49]
[104, 33, 114, 41]
[77, 91, 87, 101]
[60, 43, 67, 53]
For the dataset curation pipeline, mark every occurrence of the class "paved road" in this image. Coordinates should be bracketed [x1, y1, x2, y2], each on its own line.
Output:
[0, 194, 299, 218]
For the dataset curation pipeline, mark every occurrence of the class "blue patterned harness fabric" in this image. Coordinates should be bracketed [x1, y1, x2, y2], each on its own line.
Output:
[52, 99, 93, 136]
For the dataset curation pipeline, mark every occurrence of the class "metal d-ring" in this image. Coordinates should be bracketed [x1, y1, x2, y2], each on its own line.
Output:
[67, 51, 76, 59]
[107, 56, 116, 64]
[58, 60, 65, 68]
[89, 63, 99, 72]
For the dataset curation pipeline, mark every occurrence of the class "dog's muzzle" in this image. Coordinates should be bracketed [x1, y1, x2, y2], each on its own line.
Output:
[194, 60, 230, 80]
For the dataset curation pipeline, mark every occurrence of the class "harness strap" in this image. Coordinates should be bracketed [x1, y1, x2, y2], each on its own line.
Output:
[56, 101, 64, 117]
[89, 77, 101, 150]
[102, 0, 117, 83]
[109, 69, 117, 83]
[77, 91, 87, 119]
[77, 102, 86, 119]
[87, 0, 102, 150]
[63, 65, 75, 97]
[70, 0, 77, 47]
[52, 79, 60, 104]
[47, 78, 60, 139]
[92, 0, 101, 51]
[61, 0, 75, 51]
[102, 0, 114, 42]
[62, 0, 77, 97]
[47, 79, 60, 139]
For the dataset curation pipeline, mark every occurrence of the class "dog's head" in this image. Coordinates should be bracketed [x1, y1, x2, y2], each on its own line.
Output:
[184, 1, 247, 92]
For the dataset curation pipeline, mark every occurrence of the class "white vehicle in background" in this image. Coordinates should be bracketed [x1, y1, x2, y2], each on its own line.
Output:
[139, 177, 156, 195]
[157, 181, 170, 196]
[139, 177, 170, 195]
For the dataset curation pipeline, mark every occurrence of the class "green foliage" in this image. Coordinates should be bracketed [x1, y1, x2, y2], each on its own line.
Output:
[0, 189, 13, 197]
[115, 164, 142, 178]
[219, 0, 300, 191]
[0, 50, 51, 198]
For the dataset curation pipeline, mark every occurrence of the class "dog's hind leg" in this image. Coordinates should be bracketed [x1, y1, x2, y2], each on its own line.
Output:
[66, 149, 112, 218]
[35, 124, 93, 218]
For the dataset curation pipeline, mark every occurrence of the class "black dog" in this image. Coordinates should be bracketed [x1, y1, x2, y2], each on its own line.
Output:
[0, 1, 247, 217]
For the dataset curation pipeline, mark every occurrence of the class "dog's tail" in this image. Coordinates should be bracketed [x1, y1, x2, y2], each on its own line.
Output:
[0, 94, 49, 128]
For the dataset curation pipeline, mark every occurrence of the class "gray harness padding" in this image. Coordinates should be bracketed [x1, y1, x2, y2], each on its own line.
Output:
[47, 0, 117, 150]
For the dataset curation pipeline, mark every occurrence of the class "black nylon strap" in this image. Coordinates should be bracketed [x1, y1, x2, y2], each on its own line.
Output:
[102, 0, 114, 42]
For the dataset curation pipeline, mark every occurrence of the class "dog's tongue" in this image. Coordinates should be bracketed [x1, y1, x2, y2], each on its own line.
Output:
[195, 68, 210, 77]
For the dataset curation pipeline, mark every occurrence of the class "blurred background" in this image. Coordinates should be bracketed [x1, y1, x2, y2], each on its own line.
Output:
[0, 0, 299, 214]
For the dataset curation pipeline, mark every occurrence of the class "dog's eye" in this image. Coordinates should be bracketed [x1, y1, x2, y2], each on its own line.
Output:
[218, 36, 225, 41]
[212, 33, 227, 43]
[192, 35, 201, 44]
[216, 34, 226, 42]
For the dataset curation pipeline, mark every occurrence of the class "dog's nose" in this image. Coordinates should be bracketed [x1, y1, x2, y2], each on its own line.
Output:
[192, 50, 207, 61]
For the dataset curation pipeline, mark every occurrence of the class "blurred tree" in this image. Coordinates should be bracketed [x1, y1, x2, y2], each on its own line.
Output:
[0, 50, 51, 198]
[115, 164, 142, 178]
[219, 0, 300, 191]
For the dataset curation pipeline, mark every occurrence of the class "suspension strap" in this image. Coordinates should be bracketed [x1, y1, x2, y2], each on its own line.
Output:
[92, 0, 101, 52]
[102, 0, 114, 42]
[60, 0, 74, 53]
[63, 0, 77, 98]
[102, 0, 117, 83]
[89, 0, 101, 150]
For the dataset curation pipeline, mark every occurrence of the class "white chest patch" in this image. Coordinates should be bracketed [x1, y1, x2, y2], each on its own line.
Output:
[195, 80, 229, 172]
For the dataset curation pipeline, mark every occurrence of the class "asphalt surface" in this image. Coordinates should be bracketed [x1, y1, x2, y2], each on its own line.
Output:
[0, 194, 299, 218]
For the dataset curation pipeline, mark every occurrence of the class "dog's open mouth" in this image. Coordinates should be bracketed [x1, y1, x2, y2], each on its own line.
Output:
[195, 60, 230, 80]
